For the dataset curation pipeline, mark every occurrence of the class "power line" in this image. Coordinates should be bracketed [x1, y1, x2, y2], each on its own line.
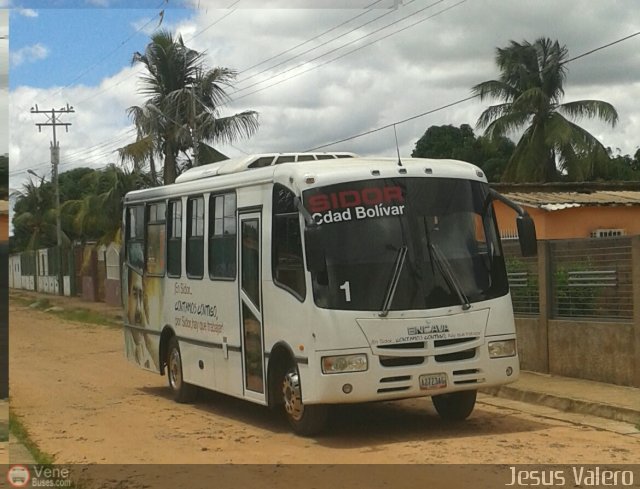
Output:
[231, 0, 465, 101]
[236, 0, 386, 77]
[17, 25, 640, 177]
[233, 0, 409, 88]
[15, 2, 454, 176]
[231, 0, 446, 96]
[72, 0, 241, 109]
[306, 95, 478, 151]
[306, 29, 640, 151]
[37, 2, 167, 109]
[64, 1, 433, 166]
[185, 0, 242, 42]
[565, 30, 640, 63]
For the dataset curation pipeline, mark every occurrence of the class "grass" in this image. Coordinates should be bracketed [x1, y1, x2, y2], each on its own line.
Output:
[10, 410, 55, 465]
[0, 420, 8, 442]
[53, 308, 120, 328]
[10, 292, 121, 328]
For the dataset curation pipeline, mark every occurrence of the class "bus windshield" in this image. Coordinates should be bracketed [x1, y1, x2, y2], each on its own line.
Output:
[302, 177, 508, 311]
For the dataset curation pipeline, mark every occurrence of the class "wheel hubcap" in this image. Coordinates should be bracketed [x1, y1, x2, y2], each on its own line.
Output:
[169, 349, 182, 390]
[282, 370, 304, 421]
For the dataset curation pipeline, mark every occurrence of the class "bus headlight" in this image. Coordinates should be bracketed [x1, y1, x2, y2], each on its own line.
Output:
[488, 339, 517, 358]
[321, 354, 368, 374]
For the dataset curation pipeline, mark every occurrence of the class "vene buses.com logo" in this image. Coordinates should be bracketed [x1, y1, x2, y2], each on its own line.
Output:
[7, 465, 31, 488]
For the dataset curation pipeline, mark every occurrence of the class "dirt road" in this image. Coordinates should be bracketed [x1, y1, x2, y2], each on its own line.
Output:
[9, 295, 640, 465]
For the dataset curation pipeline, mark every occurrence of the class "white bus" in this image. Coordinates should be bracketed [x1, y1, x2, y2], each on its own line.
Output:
[122, 152, 536, 435]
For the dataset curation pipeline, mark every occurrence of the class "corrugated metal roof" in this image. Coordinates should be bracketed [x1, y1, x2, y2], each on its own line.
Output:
[502, 191, 640, 210]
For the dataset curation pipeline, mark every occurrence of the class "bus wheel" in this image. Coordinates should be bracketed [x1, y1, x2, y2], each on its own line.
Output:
[432, 390, 477, 421]
[281, 364, 328, 436]
[167, 337, 197, 403]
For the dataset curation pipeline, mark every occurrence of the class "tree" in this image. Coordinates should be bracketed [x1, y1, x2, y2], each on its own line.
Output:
[120, 30, 259, 185]
[412, 124, 478, 161]
[472, 37, 618, 182]
[0, 154, 7, 199]
[411, 124, 515, 182]
[61, 165, 144, 245]
[12, 177, 57, 251]
[589, 148, 640, 181]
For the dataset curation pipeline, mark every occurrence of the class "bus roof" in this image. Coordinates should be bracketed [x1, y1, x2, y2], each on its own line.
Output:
[174, 152, 358, 184]
[124, 155, 486, 204]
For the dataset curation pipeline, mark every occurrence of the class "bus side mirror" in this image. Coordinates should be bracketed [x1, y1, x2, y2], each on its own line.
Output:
[304, 226, 327, 273]
[517, 214, 537, 257]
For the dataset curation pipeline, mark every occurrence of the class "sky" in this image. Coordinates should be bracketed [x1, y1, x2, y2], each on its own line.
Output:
[6, 0, 640, 200]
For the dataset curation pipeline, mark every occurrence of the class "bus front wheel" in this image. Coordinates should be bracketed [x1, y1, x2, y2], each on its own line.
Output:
[281, 364, 328, 436]
[432, 390, 477, 421]
[167, 337, 197, 403]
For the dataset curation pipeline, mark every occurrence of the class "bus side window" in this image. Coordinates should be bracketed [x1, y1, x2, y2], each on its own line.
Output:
[167, 200, 182, 277]
[272, 184, 306, 301]
[146, 202, 166, 276]
[209, 192, 237, 279]
[186, 196, 205, 279]
[126, 205, 144, 272]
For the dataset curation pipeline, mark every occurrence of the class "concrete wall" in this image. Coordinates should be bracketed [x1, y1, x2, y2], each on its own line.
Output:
[104, 279, 121, 307]
[516, 317, 635, 386]
[511, 235, 640, 388]
[548, 320, 634, 386]
[514, 317, 547, 373]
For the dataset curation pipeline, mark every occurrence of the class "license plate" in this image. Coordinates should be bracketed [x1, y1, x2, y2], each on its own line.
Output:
[419, 373, 447, 390]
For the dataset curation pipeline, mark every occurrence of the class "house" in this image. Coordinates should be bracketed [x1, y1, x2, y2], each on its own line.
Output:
[491, 182, 640, 240]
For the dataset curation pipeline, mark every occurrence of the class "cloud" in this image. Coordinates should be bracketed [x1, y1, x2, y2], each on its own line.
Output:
[11, 43, 50, 67]
[16, 8, 38, 17]
[10, 64, 145, 191]
[9, 0, 640, 197]
[131, 14, 163, 37]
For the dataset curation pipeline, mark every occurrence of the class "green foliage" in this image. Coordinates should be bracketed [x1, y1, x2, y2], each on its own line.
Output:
[58, 167, 95, 201]
[0, 154, 8, 199]
[553, 261, 597, 317]
[505, 256, 539, 314]
[11, 165, 145, 252]
[10, 410, 56, 464]
[121, 30, 259, 184]
[411, 124, 514, 181]
[587, 148, 640, 181]
[473, 37, 618, 183]
[11, 177, 58, 251]
[61, 164, 145, 245]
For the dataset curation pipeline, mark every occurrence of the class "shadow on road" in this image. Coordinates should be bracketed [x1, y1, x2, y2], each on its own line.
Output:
[139, 385, 550, 448]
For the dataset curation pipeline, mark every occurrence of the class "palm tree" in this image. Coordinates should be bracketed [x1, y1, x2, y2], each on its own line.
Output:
[12, 177, 57, 251]
[120, 30, 259, 184]
[62, 165, 144, 245]
[472, 37, 618, 182]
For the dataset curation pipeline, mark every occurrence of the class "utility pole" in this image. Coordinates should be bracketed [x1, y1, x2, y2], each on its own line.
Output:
[31, 103, 75, 296]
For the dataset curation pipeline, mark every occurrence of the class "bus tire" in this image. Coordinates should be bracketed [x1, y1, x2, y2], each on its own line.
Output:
[432, 390, 477, 421]
[281, 363, 328, 436]
[167, 336, 197, 403]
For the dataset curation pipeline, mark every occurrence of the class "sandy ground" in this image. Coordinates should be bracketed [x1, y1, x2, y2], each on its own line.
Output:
[8, 293, 640, 467]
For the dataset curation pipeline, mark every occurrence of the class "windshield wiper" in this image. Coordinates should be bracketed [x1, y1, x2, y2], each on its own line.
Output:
[430, 242, 471, 310]
[379, 246, 408, 317]
[422, 217, 471, 310]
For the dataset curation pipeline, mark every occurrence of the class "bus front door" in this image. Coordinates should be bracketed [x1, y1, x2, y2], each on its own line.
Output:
[239, 212, 266, 401]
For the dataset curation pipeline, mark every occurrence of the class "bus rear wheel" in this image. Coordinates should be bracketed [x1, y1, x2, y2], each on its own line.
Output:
[432, 390, 477, 421]
[167, 337, 197, 403]
[281, 363, 328, 436]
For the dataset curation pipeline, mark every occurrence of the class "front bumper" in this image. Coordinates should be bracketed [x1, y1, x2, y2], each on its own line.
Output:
[301, 334, 519, 404]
